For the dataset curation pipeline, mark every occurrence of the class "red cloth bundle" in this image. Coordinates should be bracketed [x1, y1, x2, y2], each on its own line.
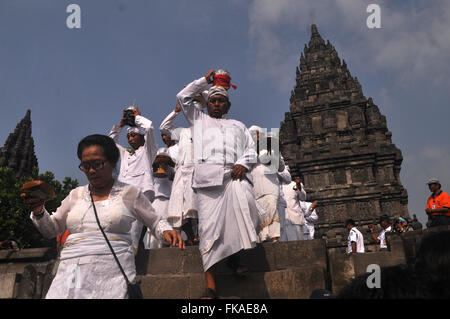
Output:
[213, 73, 237, 90]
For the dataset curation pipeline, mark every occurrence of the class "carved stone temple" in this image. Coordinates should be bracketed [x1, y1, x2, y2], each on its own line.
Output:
[0, 110, 38, 178]
[279, 25, 409, 246]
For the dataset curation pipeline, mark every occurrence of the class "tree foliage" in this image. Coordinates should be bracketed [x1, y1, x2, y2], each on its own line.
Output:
[0, 166, 78, 248]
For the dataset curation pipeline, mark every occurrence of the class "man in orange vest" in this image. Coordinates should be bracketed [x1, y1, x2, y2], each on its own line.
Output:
[426, 178, 450, 227]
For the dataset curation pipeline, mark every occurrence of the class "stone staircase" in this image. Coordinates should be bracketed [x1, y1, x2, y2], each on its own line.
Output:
[135, 239, 329, 299]
[4, 226, 448, 299]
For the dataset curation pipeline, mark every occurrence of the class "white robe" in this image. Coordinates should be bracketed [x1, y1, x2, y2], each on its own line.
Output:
[300, 201, 318, 240]
[144, 177, 172, 249]
[160, 110, 198, 228]
[251, 155, 285, 241]
[109, 115, 158, 252]
[280, 181, 306, 241]
[30, 181, 171, 299]
[176, 76, 266, 271]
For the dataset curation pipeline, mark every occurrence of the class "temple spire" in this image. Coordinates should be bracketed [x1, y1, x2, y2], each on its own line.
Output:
[0, 110, 38, 178]
[293, 24, 364, 105]
[280, 24, 410, 246]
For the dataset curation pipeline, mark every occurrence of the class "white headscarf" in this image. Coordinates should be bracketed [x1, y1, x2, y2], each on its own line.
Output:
[127, 127, 145, 135]
[249, 125, 263, 133]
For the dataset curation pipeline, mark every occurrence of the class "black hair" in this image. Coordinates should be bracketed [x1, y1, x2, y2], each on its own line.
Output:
[345, 219, 355, 226]
[379, 214, 390, 224]
[77, 134, 120, 165]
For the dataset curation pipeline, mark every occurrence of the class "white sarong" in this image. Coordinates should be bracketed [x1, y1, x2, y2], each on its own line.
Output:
[144, 197, 169, 249]
[167, 164, 198, 228]
[46, 232, 135, 299]
[256, 194, 281, 241]
[196, 172, 266, 271]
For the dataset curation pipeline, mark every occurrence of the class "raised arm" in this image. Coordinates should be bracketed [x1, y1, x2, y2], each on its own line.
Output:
[277, 165, 292, 185]
[294, 176, 307, 201]
[176, 72, 212, 126]
[135, 114, 158, 164]
[108, 119, 127, 155]
[160, 105, 181, 141]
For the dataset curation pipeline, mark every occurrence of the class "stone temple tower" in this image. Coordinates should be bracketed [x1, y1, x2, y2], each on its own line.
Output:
[279, 25, 409, 246]
[0, 110, 38, 178]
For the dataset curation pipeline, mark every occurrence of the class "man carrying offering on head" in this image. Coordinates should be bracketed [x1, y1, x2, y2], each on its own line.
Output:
[176, 69, 266, 299]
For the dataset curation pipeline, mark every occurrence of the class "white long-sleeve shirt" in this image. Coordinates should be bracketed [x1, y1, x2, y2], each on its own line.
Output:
[108, 115, 158, 196]
[282, 181, 306, 225]
[176, 77, 257, 187]
[30, 181, 172, 299]
[30, 181, 171, 242]
[252, 154, 285, 199]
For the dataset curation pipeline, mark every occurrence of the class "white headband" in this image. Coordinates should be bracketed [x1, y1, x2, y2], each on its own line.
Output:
[207, 86, 229, 101]
[127, 127, 145, 135]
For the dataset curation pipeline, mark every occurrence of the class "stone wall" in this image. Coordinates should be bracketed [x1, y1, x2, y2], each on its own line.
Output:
[2, 226, 447, 299]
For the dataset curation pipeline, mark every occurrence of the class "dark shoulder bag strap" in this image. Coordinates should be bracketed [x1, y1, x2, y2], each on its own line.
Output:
[89, 185, 131, 286]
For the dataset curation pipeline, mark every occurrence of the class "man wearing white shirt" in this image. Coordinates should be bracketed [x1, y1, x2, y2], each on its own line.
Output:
[249, 128, 285, 242]
[369, 215, 392, 250]
[108, 106, 158, 201]
[160, 103, 201, 244]
[159, 121, 180, 165]
[345, 219, 365, 254]
[301, 200, 318, 240]
[144, 148, 175, 249]
[280, 176, 306, 241]
[176, 69, 265, 299]
[293, 176, 307, 202]
[108, 106, 158, 253]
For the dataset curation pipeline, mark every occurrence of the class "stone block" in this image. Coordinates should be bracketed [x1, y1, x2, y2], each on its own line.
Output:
[144, 240, 328, 276]
[329, 249, 407, 295]
[0, 248, 55, 262]
[216, 266, 327, 299]
[145, 246, 203, 275]
[0, 273, 18, 299]
[217, 240, 327, 274]
[139, 273, 205, 299]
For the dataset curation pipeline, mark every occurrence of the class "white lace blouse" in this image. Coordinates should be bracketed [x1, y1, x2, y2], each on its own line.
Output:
[31, 180, 171, 244]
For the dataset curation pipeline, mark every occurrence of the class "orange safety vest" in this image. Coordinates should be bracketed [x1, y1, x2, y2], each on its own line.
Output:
[426, 191, 450, 216]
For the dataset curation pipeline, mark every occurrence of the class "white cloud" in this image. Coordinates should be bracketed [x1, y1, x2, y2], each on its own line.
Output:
[247, 0, 450, 90]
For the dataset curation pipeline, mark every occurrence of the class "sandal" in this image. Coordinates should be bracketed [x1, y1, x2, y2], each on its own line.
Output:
[200, 288, 218, 299]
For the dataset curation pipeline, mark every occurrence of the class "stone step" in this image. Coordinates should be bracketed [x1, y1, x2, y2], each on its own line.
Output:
[0, 273, 18, 299]
[137, 239, 328, 276]
[138, 266, 327, 299]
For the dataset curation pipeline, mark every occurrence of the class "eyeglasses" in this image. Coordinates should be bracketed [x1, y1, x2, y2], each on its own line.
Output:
[78, 160, 106, 172]
[209, 97, 228, 104]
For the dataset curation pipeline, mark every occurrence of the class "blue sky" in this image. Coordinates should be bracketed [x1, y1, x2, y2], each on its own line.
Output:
[1, 0, 449, 228]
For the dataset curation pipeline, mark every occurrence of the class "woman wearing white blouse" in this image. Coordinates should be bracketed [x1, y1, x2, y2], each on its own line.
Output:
[23, 134, 184, 299]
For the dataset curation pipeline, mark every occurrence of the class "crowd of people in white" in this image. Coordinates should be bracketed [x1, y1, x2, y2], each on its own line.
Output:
[24, 69, 319, 299]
